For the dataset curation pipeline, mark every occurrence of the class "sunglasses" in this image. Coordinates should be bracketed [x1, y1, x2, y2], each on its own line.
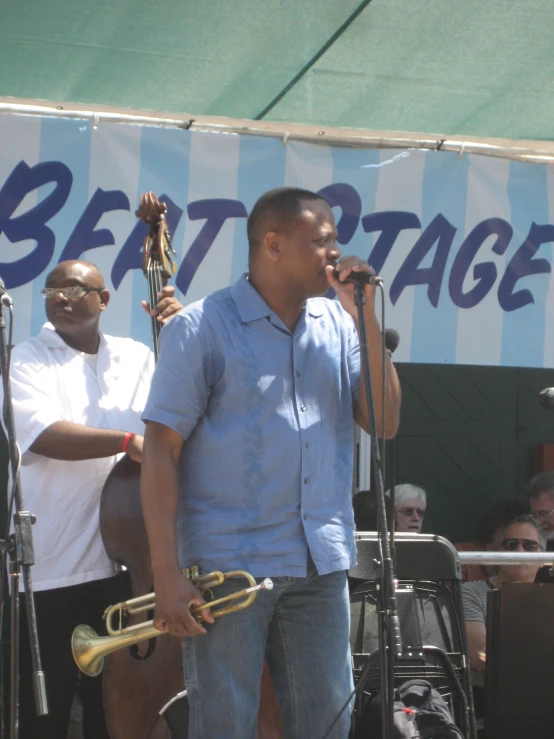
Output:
[397, 507, 426, 518]
[500, 538, 542, 552]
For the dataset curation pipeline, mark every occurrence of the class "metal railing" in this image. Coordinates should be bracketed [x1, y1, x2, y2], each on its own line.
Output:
[457, 551, 554, 566]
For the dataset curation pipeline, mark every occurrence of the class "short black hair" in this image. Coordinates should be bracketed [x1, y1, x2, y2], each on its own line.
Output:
[247, 187, 325, 259]
[526, 471, 554, 501]
[475, 499, 528, 545]
[353, 489, 395, 532]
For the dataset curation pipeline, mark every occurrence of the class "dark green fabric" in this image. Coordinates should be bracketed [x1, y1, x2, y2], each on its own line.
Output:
[0, 0, 552, 141]
[394, 363, 554, 543]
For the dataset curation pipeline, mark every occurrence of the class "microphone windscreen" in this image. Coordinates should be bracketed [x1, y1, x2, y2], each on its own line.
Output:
[539, 387, 554, 410]
[384, 328, 400, 355]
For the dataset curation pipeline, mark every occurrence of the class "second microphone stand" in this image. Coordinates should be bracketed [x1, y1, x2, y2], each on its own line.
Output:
[0, 294, 48, 738]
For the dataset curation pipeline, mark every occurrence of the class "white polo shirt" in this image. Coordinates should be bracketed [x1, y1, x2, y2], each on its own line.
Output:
[6, 323, 154, 591]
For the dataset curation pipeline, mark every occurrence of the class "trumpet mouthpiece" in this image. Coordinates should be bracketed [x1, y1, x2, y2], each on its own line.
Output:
[261, 578, 273, 590]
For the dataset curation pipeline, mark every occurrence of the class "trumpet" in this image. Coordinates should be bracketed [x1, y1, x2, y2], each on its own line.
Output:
[72, 567, 273, 677]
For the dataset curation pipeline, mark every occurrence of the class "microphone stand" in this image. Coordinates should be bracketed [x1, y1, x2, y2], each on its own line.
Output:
[0, 293, 48, 738]
[354, 283, 400, 739]
[388, 436, 396, 565]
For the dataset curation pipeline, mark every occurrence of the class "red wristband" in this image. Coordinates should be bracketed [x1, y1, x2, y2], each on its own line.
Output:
[121, 432, 135, 454]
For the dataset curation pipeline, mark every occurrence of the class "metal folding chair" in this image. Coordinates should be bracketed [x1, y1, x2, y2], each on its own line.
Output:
[349, 532, 477, 739]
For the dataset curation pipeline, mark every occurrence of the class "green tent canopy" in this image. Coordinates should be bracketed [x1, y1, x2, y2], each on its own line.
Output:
[1, 0, 553, 142]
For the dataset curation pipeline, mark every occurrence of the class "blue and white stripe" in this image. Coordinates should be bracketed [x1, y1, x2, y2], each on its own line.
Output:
[1, 113, 554, 369]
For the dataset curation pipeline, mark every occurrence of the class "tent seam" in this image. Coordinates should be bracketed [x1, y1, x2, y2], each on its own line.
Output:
[253, 0, 374, 121]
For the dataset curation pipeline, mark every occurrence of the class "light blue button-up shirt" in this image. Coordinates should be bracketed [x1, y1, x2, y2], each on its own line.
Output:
[142, 275, 361, 577]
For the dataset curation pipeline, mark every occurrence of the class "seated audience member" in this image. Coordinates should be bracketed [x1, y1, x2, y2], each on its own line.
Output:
[456, 499, 527, 582]
[527, 471, 554, 548]
[462, 515, 545, 722]
[527, 472, 554, 582]
[353, 488, 394, 532]
[385, 483, 426, 533]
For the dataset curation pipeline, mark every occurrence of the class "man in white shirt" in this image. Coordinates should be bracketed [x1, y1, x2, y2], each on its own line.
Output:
[6, 259, 181, 739]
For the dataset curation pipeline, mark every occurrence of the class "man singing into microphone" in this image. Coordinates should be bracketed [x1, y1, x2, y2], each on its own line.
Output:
[140, 187, 401, 738]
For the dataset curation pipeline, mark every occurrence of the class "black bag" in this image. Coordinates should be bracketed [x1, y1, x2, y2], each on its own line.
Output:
[357, 679, 464, 739]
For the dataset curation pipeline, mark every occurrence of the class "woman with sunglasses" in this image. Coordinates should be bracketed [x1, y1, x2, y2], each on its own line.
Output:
[462, 514, 546, 729]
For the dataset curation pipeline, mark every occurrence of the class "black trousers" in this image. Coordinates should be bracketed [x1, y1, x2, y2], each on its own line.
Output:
[18, 573, 130, 739]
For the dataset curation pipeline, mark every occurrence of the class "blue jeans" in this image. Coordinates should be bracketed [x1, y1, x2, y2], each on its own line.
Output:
[182, 558, 353, 739]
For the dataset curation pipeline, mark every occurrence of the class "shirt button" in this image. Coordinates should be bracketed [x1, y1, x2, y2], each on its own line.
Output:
[304, 477, 310, 484]
[300, 405, 307, 412]
[303, 513, 308, 520]
[305, 441, 311, 448]
[296, 371, 301, 378]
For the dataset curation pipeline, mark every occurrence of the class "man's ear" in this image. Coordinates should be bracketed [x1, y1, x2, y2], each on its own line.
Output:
[264, 231, 281, 262]
[99, 289, 110, 311]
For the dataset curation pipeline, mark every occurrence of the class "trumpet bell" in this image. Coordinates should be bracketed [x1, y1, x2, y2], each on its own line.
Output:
[72, 620, 164, 677]
[72, 624, 105, 677]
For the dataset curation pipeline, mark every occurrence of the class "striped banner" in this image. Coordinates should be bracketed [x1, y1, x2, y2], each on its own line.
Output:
[1, 112, 554, 367]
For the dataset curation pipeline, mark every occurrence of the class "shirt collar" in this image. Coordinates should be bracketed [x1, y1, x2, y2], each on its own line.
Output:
[230, 274, 271, 324]
[230, 274, 325, 323]
[37, 322, 106, 352]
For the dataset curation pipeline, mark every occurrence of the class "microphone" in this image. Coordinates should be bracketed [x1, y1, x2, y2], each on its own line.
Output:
[0, 277, 13, 308]
[384, 328, 400, 355]
[0, 277, 11, 306]
[332, 268, 383, 286]
[539, 387, 554, 410]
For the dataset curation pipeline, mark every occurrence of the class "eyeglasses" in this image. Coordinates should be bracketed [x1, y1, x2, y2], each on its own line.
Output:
[397, 507, 426, 518]
[500, 538, 543, 552]
[533, 508, 554, 522]
[41, 286, 105, 300]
